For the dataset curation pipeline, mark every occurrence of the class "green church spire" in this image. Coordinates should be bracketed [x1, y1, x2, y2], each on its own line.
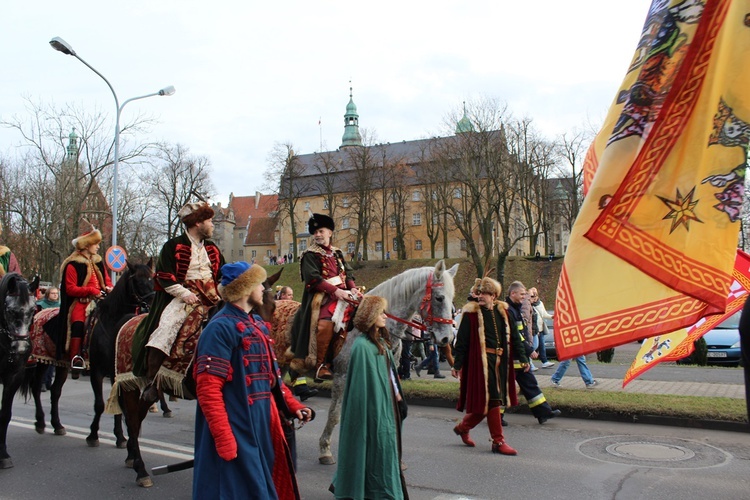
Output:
[67, 127, 79, 159]
[456, 101, 475, 134]
[341, 85, 362, 148]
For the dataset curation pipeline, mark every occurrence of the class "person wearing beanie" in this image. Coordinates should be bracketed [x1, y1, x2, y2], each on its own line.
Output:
[0, 220, 21, 278]
[506, 280, 562, 425]
[331, 295, 408, 500]
[289, 213, 361, 382]
[451, 277, 522, 456]
[193, 262, 310, 500]
[130, 201, 225, 404]
[55, 225, 113, 377]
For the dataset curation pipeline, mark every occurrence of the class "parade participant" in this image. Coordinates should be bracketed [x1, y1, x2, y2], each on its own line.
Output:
[506, 281, 561, 424]
[57, 225, 113, 378]
[289, 213, 361, 381]
[132, 201, 224, 403]
[193, 262, 311, 500]
[331, 295, 408, 499]
[0, 221, 21, 277]
[451, 277, 522, 455]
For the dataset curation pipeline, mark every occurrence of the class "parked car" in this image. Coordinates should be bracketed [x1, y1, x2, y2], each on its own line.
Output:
[543, 314, 556, 360]
[678, 311, 743, 367]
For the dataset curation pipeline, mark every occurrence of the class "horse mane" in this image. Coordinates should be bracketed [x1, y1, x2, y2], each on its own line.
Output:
[97, 267, 133, 317]
[368, 265, 455, 305]
[0, 273, 32, 307]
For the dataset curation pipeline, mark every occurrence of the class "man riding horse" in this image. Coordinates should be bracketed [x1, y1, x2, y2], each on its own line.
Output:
[131, 201, 225, 404]
[289, 213, 362, 384]
[0, 221, 21, 278]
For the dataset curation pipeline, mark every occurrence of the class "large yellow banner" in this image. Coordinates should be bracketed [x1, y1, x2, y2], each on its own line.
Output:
[555, 0, 749, 359]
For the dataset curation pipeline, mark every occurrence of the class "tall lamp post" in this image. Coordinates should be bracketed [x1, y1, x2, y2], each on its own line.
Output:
[49, 36, 175, 280]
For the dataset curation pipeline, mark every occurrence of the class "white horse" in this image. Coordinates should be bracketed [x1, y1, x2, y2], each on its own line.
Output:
[317, 260, 458, 464]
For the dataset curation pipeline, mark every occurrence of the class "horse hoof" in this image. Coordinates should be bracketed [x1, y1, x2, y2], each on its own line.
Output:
[86, 437, 99, 447]
[35, 426, 45, 435]
[125, 459, 134, 468]
[54, 428, 67, 436]
[137, 477, 154, 488]
[0, 458, 13, 469]
[162, 411, 173, 418]
[116, 440, 127, 449]
[319, 455, 336, 465]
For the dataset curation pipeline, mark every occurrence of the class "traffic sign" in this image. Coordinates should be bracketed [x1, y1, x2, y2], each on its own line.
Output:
[105, 245, 128, 273]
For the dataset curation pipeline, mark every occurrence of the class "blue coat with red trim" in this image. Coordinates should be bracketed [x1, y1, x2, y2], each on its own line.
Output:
[193, 303, 281, 499]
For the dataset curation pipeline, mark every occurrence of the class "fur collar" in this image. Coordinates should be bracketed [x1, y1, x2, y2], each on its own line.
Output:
[305, 241, 341, 256]
[461, 300, 508, 314]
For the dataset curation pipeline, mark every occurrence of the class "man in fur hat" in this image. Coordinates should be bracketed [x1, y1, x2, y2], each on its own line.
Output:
[451, 277, 523, 455]
[0, 221, 21, 277]
[289, 213, 361, 381]
[193, 262, 311, 500]
[132, 201, 225, 404]
[56, 225, 113, 377]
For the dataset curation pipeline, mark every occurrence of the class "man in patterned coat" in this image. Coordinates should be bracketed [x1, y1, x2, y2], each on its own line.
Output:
[132, 201, 225, 403]
[289, 213, 361, 381]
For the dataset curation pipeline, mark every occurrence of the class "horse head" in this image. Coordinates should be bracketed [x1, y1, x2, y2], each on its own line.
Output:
[124, 260, 156, 313]
[423, 260, 458, 347]
[254, 267, 283, 323]
[0, 273, 36, 358]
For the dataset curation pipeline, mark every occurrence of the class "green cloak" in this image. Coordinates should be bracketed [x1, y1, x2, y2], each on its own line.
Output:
[332, 335, 407, 500]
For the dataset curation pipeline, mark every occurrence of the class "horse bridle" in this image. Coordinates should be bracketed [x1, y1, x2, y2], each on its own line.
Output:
[0, 292, 32, 360]
[126, 277, 155, 314]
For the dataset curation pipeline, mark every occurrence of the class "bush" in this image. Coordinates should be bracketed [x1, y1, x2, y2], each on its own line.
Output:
[596, 348, 616, 363]
[692, 337, 708, 366]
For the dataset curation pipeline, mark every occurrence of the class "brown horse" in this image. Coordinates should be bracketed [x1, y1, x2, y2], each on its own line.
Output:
[108, 268, 283, 487]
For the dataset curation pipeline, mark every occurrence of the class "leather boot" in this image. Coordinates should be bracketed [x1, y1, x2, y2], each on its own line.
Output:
[69, 337, 84, 379]
[314, 320, 335, 381]
[453, 413, 484, 447]
[292, 378, 319, 401]
[487, 407, 517, 455]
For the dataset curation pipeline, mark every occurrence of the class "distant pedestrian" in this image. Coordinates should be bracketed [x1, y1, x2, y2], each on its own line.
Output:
[528, 288, 555, 368]
[550, 355, 597, 388]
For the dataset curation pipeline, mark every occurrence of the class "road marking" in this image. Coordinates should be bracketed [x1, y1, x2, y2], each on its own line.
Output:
[10, 417, 194, 460]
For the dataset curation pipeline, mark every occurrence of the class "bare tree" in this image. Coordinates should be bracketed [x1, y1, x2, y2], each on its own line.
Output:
[311, 150, 340, 220]
[147, 143, 216, 240]
[555, 129, 589, 232]
[341, 130, 379, 261]
[265, 142, 310, 260]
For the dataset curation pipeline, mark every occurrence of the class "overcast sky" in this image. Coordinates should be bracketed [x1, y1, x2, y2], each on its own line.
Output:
[2, 0, 653, 205]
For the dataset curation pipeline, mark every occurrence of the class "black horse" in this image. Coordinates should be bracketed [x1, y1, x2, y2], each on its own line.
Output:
[0, 273, 37, 469]
[22, 261, 155, 439]
[85, 261, 155, 448]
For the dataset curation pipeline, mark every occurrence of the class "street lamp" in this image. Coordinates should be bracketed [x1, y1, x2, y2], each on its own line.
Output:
[49, 36, 175, 280]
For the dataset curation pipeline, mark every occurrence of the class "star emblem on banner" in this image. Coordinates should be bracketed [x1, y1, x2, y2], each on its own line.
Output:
[658, 186, 702, 233]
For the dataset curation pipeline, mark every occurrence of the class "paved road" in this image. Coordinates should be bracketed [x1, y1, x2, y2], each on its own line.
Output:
[2, 373, 750, 500]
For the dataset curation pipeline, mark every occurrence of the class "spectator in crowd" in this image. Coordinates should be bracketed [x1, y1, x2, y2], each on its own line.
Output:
[550, 355, 598, 388]
[528, 287, 555, 368]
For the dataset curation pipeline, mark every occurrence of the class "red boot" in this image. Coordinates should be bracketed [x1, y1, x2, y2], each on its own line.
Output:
[453, 413, 484, 447]
[487, 407, 517, 456]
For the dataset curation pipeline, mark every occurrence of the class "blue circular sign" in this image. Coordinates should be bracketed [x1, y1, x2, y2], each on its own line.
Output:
[105, 245, 128, 273]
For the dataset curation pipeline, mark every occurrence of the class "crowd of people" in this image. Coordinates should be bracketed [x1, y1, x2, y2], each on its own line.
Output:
[1, 207, 585, 499]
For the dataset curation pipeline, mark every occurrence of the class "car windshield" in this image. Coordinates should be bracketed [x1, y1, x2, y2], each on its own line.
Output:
[715, 311, 741, 329]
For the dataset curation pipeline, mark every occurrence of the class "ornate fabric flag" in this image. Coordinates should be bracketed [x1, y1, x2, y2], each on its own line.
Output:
[555, 0, 750, 359]
[623, 249, 750, 385]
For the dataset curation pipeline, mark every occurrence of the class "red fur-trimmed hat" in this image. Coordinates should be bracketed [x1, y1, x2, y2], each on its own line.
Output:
[179, 202, 214, 227]
[72, 224, 102, 250]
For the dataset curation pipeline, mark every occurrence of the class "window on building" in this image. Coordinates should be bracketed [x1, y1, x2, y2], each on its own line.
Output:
[267, 250, 272, 256]
[456, 210, 464, 223]
[375, 241, 383, 252]
[288, 243, 293, 254]
[453, 188, 462, 199]
[432, 213, 439, 225]
[304, 201, 310, 211]
[251, 250, 257, 258]
[415, 240, 423, 250]
[412, 190, 421, 201]
[342, 197, 350, 208]
[389, 215, 396, 228]
[412, 213, 422, 226]
[231, 249, 234, 257]
[342, 217, 350, 229]
[299, 239, 307, 251]
[323, 199, 329, 209]
[393, 238, 399, 251]
[239, 249, 244, 257]
[347, 242, 355, 254]
[460, 239, 466, 250]
[239, 232, 244, 240]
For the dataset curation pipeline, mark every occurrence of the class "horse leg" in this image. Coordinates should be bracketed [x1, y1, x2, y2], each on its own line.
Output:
[113, 413, 127, 449]
[318, 377, 343, 465]
[121, 388, 154, 487]
[30, 364, 46, 434]
[0, 381, 21, 469]
[157, 390, 173, 418]
[86, 368, 105, 447]
[49, 366, 68, 435]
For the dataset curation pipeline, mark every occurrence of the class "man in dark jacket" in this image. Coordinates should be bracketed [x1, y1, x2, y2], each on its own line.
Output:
[289, 213, 361, 381]
[132, 202, 224, 403]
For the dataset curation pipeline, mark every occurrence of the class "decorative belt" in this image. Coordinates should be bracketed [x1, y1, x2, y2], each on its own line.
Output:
[485, 347, 503, 355]
[325, 276, 343, 286]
